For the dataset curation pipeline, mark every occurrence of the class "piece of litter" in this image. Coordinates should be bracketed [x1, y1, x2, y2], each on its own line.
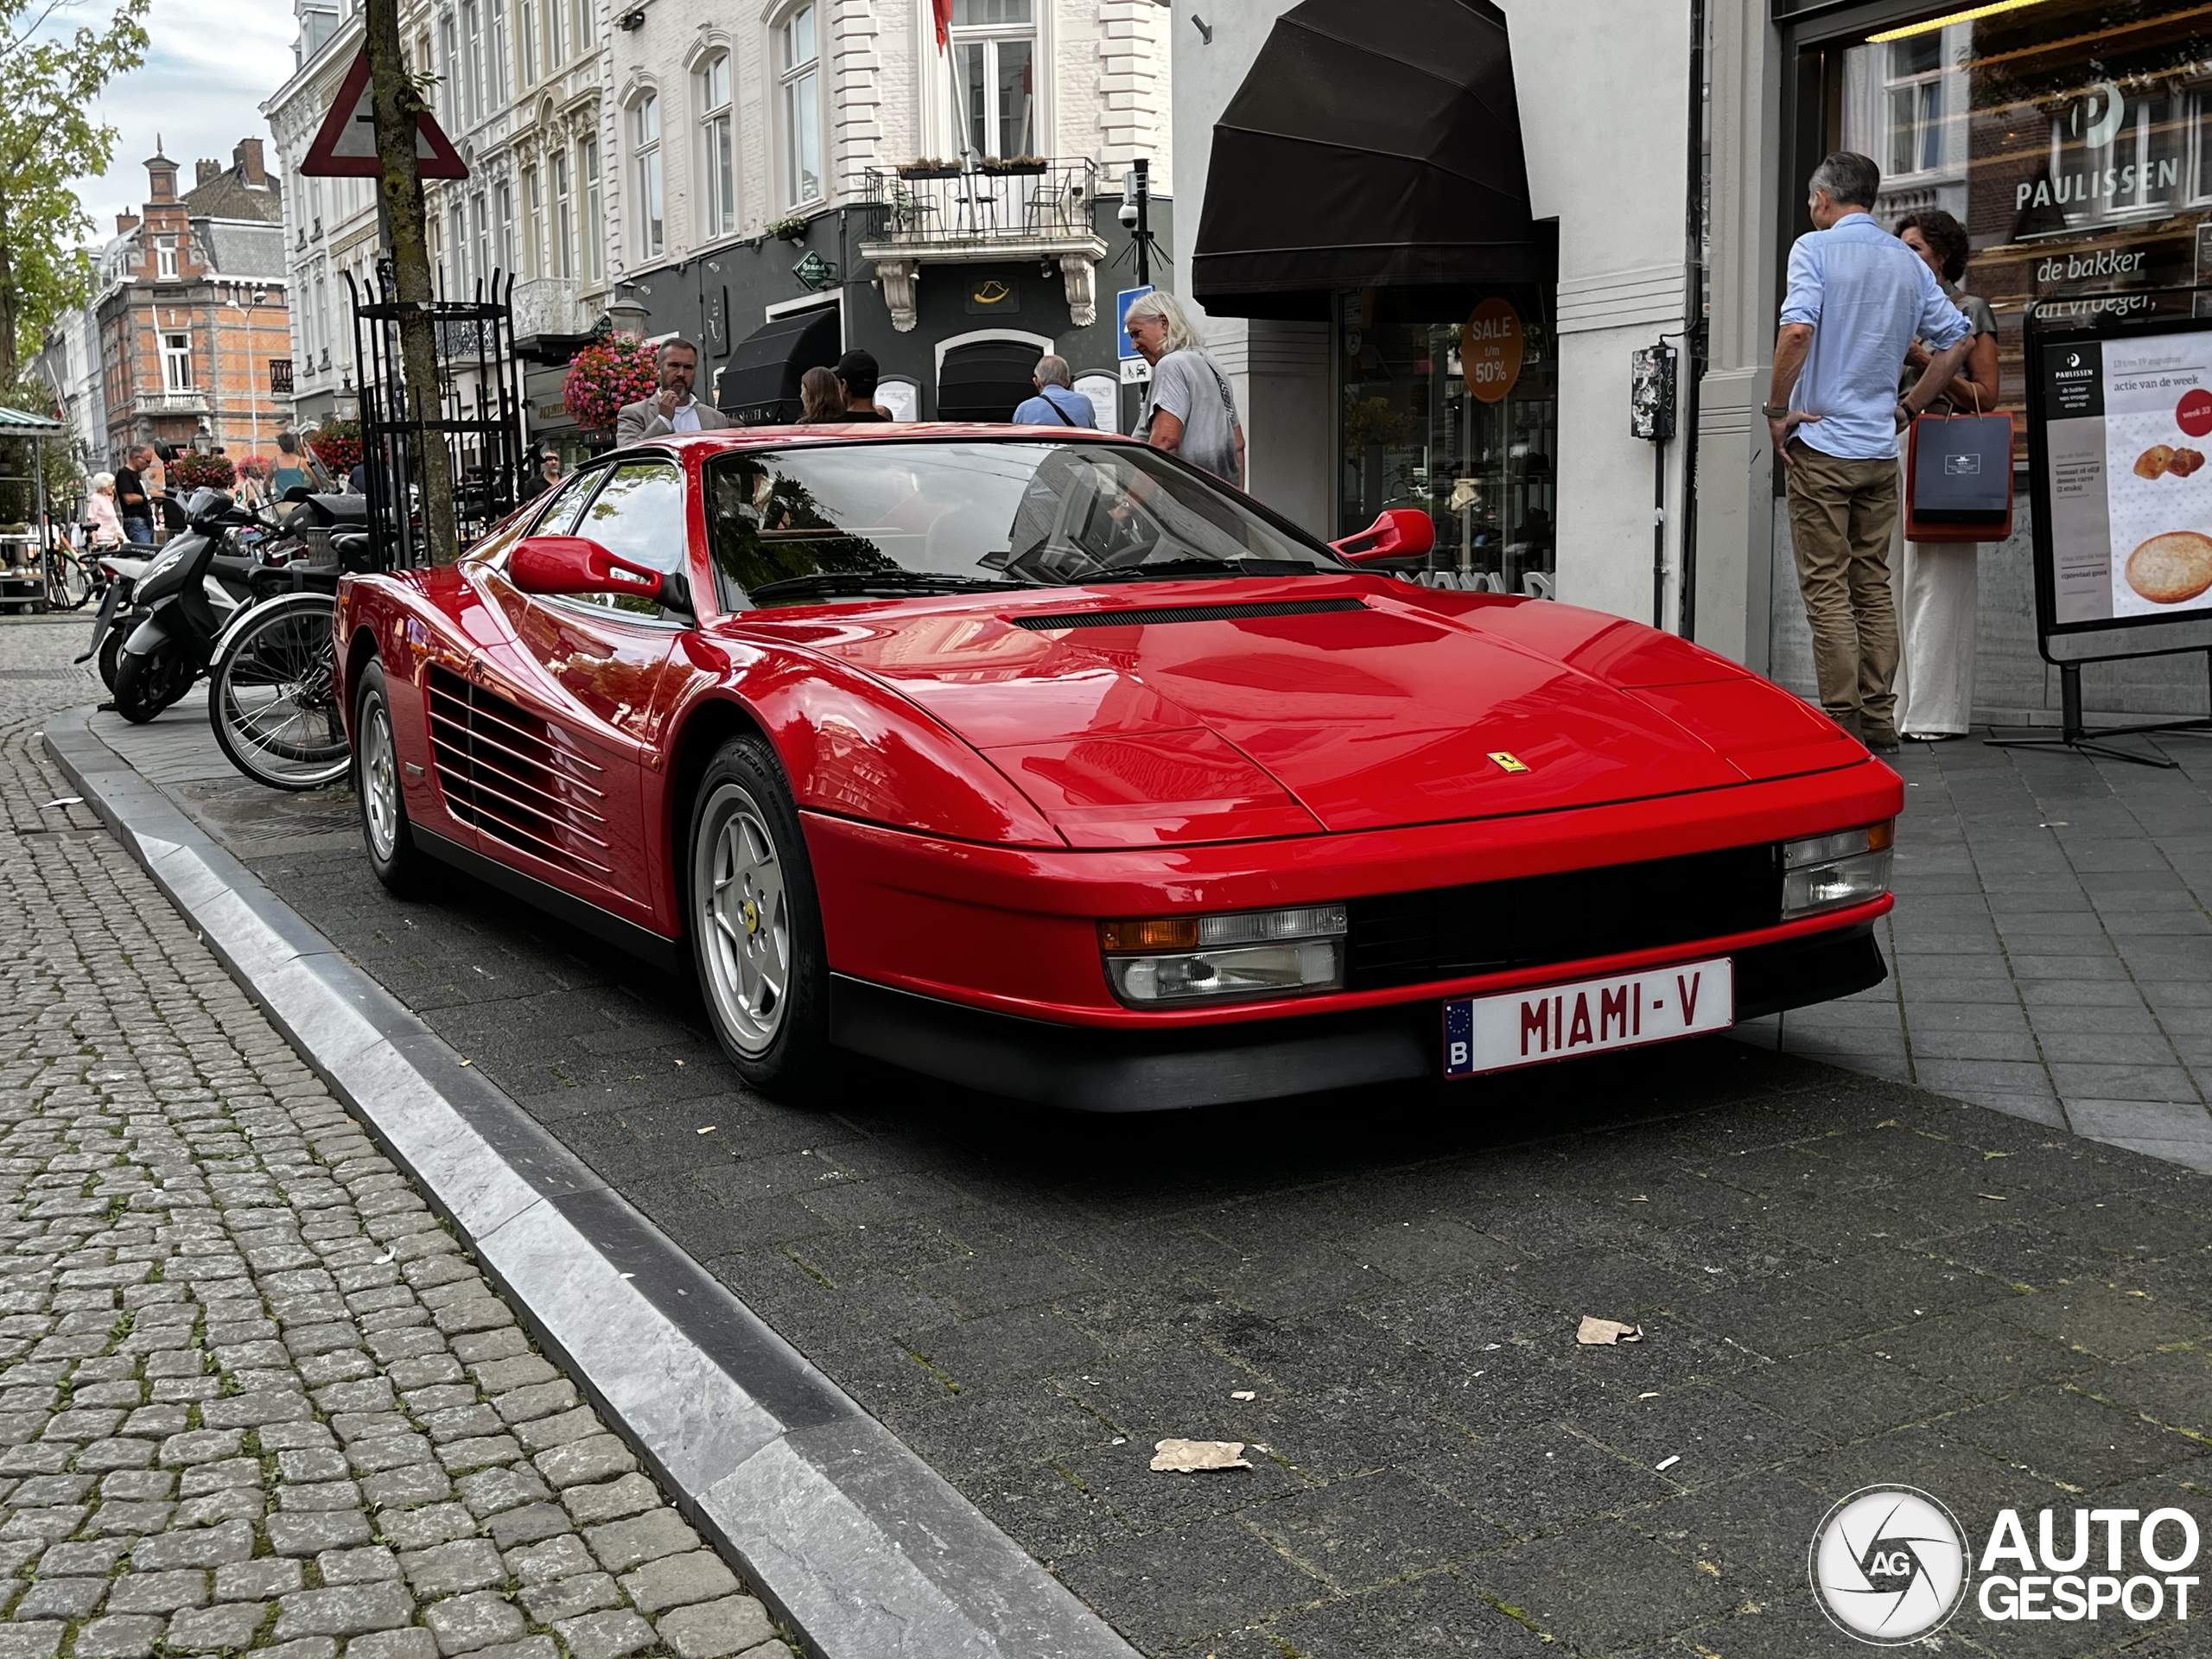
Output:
[41, 798, 81, 809]
[1985, 1150, 2009, 1160]
[1230, 1390, 1255, 1402]
[1111, 1437, 1126, 1446]
[1629, 1194, 1649, 1203]
[1151, 1439, 1250, 1473]
[1577, 1315, 1643, 1345]
[1978, 1192, 2009, 1201]
[673, 1058, 684, 1066]
[1703, 1266, 1723, 1274]
[372, 1251, 395, 1266]
[696, 1125, 717, 1135]
[2040, 821, 2069, 828]
[620, 1272, 636, 1280]
[1875, 1118, 1898, 1128]
[1638, 1391, 1661, 1400]
[1656, 1455, 1681, 1471]
[458, 1058, 472, 1067]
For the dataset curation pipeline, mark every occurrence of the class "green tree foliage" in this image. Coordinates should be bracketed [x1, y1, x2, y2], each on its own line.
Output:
[0, 0, 152, 387]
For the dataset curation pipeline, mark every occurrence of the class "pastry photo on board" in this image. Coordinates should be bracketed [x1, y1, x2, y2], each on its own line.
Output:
[2126, 530, 2212, 605]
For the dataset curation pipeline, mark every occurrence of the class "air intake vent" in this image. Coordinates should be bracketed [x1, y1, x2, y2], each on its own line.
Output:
[426, 667, 611, 878]
[1010, 597, 1366, 632]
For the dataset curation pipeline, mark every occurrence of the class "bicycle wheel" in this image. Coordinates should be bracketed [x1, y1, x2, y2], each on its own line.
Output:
[208, 593, 352, 791]
[44, 550, 92, 611]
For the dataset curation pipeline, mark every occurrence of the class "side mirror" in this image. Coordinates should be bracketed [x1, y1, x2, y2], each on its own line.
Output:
[1331, 508, 1435, 564]
[509, 535, 667, 604]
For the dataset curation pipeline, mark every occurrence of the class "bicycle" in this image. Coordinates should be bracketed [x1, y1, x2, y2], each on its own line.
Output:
[42, 542, 103, 612]
[207, 588, 351, 791]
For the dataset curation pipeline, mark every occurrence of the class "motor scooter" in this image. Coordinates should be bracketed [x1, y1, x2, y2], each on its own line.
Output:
[108, 491, 266, 721]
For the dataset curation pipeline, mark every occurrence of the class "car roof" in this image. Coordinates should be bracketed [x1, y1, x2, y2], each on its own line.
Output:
[626, 423, 1147, 460]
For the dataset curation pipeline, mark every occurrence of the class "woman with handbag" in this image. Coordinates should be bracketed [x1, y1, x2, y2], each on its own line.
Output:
[1892, 209, 2000, 741]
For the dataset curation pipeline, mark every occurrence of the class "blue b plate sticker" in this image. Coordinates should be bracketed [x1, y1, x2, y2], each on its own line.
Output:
[1443, 956, 1734, 1077]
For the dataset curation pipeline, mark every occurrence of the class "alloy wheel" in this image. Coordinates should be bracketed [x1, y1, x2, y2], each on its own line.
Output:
[696, 781, 790, 1056]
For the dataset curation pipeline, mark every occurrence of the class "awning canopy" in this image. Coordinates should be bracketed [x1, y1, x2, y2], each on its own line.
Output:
[718, 307, 840, 424]
[1192, 0, 1553, 319]
[937, 339, 1044, 424]
[0, 405, 67, 437]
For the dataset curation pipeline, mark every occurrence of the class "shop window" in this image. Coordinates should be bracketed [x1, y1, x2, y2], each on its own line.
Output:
[1336, 290, 1558, 596]
[699, 51, 735, 237]
[632, 92, 664, 259]
[1818, 1, 2212, 463]
[779, 5, 821, 206]
[951, 0, 1036, 161]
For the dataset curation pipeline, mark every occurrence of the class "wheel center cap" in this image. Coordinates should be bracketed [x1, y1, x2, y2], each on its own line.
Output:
[741, 899, 760, 935]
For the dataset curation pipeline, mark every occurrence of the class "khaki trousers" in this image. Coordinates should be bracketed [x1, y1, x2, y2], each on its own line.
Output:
[1785, 442, 1901, 732]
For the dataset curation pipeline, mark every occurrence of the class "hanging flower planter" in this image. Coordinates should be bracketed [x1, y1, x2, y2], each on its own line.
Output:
[977, 156, 1048, 176]
[562, 334, 661, 435]
[307, 420, 362, 478]
[171, 453, 238, 492]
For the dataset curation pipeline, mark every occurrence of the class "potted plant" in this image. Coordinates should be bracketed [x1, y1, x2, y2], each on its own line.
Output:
[562, 333, 661, 436]
[171, 453, 237, 492]
[766, 212, 810, 244]
[978, 155, 1048, 176]
[897, 157, 961, 181]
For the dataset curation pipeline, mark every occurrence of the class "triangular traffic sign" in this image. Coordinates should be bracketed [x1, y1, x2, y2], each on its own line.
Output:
[301, 48, 467, 180]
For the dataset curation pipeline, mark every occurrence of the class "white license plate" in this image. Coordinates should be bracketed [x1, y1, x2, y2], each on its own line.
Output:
[1442, 956, 1733, 1077]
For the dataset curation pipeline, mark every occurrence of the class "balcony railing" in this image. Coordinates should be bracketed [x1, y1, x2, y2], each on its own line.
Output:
[137, 389, 208, 414]
[511, 277, 588, 340]
[857, 158, 1099, 249]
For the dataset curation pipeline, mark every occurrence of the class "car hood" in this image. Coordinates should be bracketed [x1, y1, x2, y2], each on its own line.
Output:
[731, 579, 1863, 847]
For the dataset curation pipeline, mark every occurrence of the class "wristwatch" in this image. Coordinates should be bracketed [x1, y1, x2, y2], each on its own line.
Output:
[1761, 404, 1790, 420]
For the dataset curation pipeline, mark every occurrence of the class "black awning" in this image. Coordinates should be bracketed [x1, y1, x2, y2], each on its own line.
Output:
[718, 307, 841, 423]
[1192, 0, 1551, 317]
[937, 338, 1044, 423]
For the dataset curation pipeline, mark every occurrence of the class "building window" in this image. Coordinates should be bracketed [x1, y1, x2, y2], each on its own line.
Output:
[487, 0, 509, 110]
[448, 201, 467, 291]
[439, 14, 459, 125]
[572, 0, 591, 49]
[522, 164, 543, 278]
[472, 191, 490, 290]
[580, 136, 603, 283]
[496, 181, 517, 275]
[544, 0, 564, 69]
[155, 237, 178, 280]
[779, 5, 821, 206]
[461, 0, 482, 125]
[1885, 35, 1944, 178]
[550, 149, 573, 278]
[519, 0, 537, 85]
[632, 93, 664, 258]
[950, 0, 1036, 161]
[161, 331, 188, 394]
[699, 51, 734, 237]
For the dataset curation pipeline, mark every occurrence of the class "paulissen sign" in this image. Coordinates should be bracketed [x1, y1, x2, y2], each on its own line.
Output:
[2016, 159, 2179, 213]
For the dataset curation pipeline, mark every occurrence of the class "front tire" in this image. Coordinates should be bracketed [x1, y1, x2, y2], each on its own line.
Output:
[353, 658, 431, 895]
[111, 639, 196, 723]
[689, 734, 834, 1096]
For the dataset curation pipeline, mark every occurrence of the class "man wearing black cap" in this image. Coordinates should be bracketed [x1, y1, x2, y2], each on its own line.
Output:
[833, 351, 893, 422]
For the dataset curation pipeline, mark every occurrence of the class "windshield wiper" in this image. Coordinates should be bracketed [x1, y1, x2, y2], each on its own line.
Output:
[747, 571, 1027, 604]
[1084, 557, 1321, 584]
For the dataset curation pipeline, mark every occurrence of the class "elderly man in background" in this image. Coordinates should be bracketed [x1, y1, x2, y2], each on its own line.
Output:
[1013, 355, 1093, 427]
[615, 339, 729, 445]
[1767, 149, 1972, 753]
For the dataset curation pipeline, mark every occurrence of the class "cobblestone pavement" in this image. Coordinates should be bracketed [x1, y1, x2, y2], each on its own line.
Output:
[29, 616, 2212, 1657]
[0, 620, 792, 1659]
[1745, 731, 2212, 1170]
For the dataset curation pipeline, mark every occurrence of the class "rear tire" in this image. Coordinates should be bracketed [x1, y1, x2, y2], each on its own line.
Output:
[111, 639, 195, 723]
[98, 623, 127, 691]
[354, 658, 431, 896]
[688, 734, 835, 1096]
[209, 594, 350, 791]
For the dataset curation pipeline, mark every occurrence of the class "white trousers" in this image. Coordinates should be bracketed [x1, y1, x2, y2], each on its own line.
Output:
[1891, 458, 1980, 736]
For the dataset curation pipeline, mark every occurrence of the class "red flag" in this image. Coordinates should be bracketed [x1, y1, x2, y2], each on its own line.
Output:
[934, 0, 954, 50]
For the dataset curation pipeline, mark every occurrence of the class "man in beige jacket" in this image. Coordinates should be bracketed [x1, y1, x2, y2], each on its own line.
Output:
[614, 340, 730, 445]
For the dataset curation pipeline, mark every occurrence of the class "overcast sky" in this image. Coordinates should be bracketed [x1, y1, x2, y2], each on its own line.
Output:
[69, 0, 298, 244]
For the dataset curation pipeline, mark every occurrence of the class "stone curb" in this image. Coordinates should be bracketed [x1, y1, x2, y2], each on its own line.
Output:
[43, 704, 1139, 1659]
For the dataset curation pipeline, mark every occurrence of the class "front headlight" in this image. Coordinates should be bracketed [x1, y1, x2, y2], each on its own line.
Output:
[1782, 821, 1895, 918]
[1099, 904, 1348, 1005]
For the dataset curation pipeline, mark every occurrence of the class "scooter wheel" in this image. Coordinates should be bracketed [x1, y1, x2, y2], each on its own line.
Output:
[111, 640, 197, 724]
[98, 623, 128, 691]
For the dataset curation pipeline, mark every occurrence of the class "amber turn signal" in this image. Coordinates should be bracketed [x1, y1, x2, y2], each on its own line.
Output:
[1099, 917, 1202, 954]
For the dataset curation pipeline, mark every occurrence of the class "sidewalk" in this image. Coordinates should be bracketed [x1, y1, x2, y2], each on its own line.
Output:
[0, 619, 795, 1659]
[1744, 728, 2212, 1171]
[27, 610, 2212, 1658]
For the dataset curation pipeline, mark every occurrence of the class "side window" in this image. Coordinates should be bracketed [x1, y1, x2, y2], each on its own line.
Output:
[531, 468, 600, 537]
[566, 460, 688, 618]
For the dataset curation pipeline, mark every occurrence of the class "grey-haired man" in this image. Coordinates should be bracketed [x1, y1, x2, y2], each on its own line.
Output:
[615, 339, 730, 445]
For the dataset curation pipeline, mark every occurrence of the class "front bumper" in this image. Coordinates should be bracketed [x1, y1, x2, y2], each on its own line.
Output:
[830, 920, 1885, 1111]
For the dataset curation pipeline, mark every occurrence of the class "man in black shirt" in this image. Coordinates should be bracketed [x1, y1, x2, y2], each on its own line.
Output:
[114, 446, 156, 544]
[834, 351, 893, 422]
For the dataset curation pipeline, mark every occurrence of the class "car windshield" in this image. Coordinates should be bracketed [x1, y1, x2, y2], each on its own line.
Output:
[702, 439, 1347, 610]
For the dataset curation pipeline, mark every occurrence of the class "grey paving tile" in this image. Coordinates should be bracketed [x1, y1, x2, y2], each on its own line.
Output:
[2044, 1064, 2202, 1103]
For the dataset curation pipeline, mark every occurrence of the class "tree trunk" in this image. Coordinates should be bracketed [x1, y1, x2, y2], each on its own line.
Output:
[0, 197, 20, 393]
[365, 0, 457, 564]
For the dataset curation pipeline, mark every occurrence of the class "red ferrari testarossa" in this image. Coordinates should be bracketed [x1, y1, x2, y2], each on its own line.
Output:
[336, 428, 1899, 1109]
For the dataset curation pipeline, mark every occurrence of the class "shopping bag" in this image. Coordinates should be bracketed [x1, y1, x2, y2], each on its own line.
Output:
[1905, 407, 2014, 543]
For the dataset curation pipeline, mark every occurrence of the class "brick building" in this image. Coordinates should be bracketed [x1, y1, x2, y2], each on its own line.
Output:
[89, 140, 293, 467]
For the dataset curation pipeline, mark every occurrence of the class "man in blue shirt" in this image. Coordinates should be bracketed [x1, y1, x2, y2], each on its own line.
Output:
[1768, 150, 1972, 752]
[1013, 355, 1095, 428]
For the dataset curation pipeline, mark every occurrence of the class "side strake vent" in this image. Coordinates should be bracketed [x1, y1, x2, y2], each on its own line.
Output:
[1010, 597, 1366, 632]
[426, 667, 611, 878]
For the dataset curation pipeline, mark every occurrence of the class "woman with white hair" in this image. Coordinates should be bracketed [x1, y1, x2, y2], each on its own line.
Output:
[84, 474, 124, 549]
[1124, 289, 1245, 488]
